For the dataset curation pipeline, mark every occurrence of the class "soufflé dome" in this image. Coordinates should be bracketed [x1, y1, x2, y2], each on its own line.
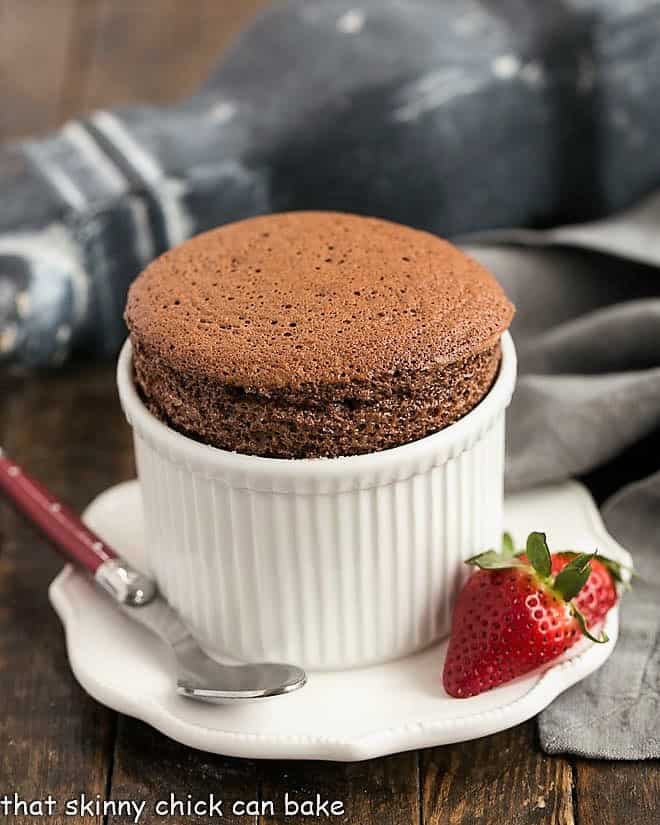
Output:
[125, 211, 514, 458]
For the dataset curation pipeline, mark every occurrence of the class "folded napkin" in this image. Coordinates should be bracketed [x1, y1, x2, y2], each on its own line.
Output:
[541, 474, 660, 759]
[1, 0, 659, 758]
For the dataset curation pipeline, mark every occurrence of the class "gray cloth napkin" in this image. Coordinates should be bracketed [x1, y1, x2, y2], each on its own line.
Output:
[462, 193, 660, 759]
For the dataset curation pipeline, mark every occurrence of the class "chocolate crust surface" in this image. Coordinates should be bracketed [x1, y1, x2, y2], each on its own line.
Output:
[125, 211, 513, 458]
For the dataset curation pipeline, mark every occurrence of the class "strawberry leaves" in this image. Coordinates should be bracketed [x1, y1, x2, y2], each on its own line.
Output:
[467, 531, 554, 578]
[466, 531, 525, 569]
[525, 531, 552, 578]
[554, 552, 596, 601]
[465, 549, 526, 570]
[558, 551, 630, 585]
[501, 532, 516, 557]
[463, 530, 626, 644]
[551, 552, 610, 643]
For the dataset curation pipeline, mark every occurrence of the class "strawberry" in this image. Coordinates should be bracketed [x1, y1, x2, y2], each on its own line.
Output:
[442, 532, 624, 698]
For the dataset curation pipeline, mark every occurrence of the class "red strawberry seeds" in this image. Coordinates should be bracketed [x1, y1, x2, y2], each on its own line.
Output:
[443, 532, 623, 698]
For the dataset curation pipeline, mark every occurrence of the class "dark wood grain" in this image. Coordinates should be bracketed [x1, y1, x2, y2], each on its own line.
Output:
[574, 760, 660, 825]
[421, 722, 575, 825]
[259, 752, 420, 824]
[0, 365, 129, 824]
[108, 717, 259, 824]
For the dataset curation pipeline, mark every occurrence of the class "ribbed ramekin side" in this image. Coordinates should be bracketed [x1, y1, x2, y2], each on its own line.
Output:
[121, 332, 515, 668]
[131, 410, 506, 669]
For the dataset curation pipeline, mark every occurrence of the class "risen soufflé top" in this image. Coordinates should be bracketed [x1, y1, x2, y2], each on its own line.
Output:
[125, 211, 514, 458]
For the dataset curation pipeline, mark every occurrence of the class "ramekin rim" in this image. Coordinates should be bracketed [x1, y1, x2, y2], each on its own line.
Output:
[117, 331, 516, 480]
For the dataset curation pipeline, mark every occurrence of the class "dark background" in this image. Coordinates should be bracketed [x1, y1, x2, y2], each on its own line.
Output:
[0, 1, 266, 142]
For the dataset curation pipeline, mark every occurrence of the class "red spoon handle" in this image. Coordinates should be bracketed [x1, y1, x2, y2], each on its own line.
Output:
[0, 450, 118, 574]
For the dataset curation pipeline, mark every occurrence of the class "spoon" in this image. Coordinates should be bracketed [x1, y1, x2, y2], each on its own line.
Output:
[0, 449, 307, 702]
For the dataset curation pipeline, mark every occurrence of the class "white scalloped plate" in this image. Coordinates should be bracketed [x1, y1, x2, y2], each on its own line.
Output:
[49, 479, 630, 762]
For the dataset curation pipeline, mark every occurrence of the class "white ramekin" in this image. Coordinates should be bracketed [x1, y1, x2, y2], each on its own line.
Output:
[117, 332, 516, 670]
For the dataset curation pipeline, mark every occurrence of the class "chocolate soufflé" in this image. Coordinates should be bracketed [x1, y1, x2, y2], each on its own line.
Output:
[125, 212, 514, 459]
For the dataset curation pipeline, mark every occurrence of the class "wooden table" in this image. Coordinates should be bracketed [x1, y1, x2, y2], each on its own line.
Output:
[0, 2, 658, 823]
